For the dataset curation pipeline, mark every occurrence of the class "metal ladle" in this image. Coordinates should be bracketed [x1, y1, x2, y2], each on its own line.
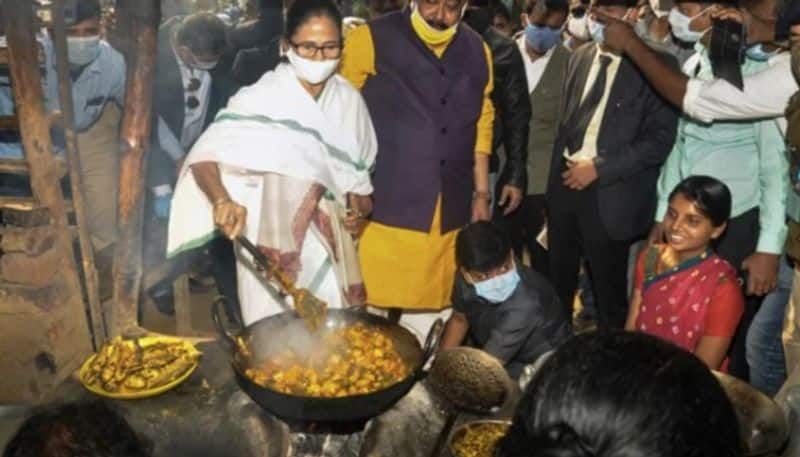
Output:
[426, 347, 514, 457]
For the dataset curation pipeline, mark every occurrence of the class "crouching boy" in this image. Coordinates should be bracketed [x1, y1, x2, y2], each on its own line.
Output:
[440, 221, 571, 378]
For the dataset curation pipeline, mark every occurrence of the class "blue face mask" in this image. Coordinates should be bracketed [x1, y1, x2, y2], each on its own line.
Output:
[745, 43, 777, 62]
[472, 266, 521, 304]
[525, 24, 562, 54]
[587, 17, 605, 44]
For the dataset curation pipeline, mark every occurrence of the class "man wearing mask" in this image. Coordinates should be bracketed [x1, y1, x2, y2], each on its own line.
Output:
[598, 0, 800, 396]
[545, 0, 678, 330]
[341, 0, 495, 337]
[30, 0, 125, 262]
[635, 0, 697, 65]
[146, 12, 239, 316]
[564, 0, 592, 49]
[595, 0, 797, 124]
[505, 0, 569, 274]
[462, 0, 530, 224]
[652, 0, 788, 384]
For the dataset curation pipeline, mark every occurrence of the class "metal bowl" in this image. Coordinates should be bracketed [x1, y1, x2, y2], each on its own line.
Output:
[447, 419, 512, 457]
[713, 371, 789, 456]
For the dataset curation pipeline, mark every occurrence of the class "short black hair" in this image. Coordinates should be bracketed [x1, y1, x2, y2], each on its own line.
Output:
[455, 221, 512, 273]
[524, 0, 570, 16]
[284, 0, 343, 41]
[176, 12, 228, 56]
[3, 401, 152, 457]
[668, 175, 732, 227]
[492, 2, 512, 21]
[498, 331, 742, 457]
[69, 0, 101, 24]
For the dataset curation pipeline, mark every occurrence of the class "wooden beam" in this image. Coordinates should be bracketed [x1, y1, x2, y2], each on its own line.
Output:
[111, 0, 160, 337]
[51, 0, 106, 349]
[0, 115, 19, 130]
[0, 156, 67, 176]
[2, 0, 92, 357]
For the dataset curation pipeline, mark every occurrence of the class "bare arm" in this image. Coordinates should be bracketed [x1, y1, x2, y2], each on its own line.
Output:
[625, 289, 642, 331]
[472, 154, 491, 221]
[593, 10, 688, 109]
[192, 161, 230, 204]
[695, 336, 734, 370]
[191, 161, 247, 239]
[439, 312, 470, 351]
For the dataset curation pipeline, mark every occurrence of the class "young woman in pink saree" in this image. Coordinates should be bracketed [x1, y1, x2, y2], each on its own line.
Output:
[626, 176, 744, 371]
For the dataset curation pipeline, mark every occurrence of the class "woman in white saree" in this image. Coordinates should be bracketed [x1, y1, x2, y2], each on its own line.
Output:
[167, 0, 377, 325]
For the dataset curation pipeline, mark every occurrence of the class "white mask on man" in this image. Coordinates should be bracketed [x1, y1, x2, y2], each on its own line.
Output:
[67, 35, 101, 67]
[566, 15, 591, 41]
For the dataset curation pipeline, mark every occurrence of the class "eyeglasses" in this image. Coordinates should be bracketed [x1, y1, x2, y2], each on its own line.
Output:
[290, 41, 342, 59]
[186, 77, 201, 110]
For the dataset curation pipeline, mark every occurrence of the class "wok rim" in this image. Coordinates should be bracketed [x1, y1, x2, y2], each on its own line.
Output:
[228, 308, 427, 402]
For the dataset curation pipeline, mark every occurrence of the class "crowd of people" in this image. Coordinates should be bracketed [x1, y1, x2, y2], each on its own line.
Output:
[3, 0, 800, 452]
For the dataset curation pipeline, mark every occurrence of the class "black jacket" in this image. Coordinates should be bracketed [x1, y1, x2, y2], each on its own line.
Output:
[547, 43, 679, 241]
[231, 36, 282, 87]
[464, 11, 531, 191]
[452, 266, 571, 378]
[147, 17, 238, 190]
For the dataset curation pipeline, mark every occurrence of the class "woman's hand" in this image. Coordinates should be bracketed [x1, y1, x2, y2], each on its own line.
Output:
[213, 198, 247, 239]
[343, 193, 372, 236]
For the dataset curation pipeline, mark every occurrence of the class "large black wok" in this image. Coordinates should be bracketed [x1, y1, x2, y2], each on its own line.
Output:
[212, 297, 443, 423]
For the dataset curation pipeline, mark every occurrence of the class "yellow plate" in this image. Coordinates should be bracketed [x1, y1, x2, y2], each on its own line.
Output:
[78, 336, 201, 400]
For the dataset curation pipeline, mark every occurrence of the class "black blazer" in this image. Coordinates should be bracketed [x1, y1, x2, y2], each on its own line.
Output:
[147, 17, 237, 190]
[547, 43, 679, 241]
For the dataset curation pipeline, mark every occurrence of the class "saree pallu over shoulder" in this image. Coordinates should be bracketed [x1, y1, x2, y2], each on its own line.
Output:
[166, 63, 377, 257]
[166, 63, 377, 324]
[636, 246, 740, 352]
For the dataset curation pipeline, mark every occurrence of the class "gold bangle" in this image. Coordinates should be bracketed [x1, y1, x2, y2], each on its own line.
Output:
[212, 196, 231, 207]
[473, 191, 491, 201]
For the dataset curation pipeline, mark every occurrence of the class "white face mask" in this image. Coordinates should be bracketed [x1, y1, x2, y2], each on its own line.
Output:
[286, 47, 340, 85]
[66, 35, 101, 67]
[567, 15, 591, 41]
[668, 7, 710, 43]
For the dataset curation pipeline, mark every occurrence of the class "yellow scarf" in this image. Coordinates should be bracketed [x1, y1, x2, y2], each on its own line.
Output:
[410, 4, 459, 49]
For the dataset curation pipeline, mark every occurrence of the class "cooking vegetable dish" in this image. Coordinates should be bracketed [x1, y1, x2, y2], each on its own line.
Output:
[450, 421, 511, 457]
[81, 336, 199, 394]
[244, 322, 410, 397]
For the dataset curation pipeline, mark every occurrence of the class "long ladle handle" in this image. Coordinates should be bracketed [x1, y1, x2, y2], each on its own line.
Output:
[237, 235, 271, 272]
[211, 296, 240, 353]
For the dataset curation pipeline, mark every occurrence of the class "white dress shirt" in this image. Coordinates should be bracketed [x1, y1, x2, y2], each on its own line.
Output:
[683, 52, 796, 133]
[566, 46, 622, 161]
[517, 35, 554, 94]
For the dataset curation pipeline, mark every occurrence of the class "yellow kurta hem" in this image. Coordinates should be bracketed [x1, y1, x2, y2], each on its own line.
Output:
[359, 198, 457, 310]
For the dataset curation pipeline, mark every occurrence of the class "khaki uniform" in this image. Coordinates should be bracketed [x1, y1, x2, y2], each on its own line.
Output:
[76, 103, 121, 253]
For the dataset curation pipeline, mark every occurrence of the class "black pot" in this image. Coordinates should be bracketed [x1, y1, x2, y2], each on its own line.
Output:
[212, 298, 443, 423]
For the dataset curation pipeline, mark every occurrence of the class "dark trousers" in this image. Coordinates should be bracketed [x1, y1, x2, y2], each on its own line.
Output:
[546, 185, 631, 329]
[714, 207, 761, 382]
[493, 194, 549, 277]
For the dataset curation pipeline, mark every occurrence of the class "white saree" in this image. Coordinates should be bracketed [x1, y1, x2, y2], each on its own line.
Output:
[167, 63, 377, 325]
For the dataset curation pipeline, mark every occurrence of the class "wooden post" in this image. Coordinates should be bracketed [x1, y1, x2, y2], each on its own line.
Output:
[51, 0, 107, 349]
[2, 0, 91, 342]
[111, 0, 160, 337]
